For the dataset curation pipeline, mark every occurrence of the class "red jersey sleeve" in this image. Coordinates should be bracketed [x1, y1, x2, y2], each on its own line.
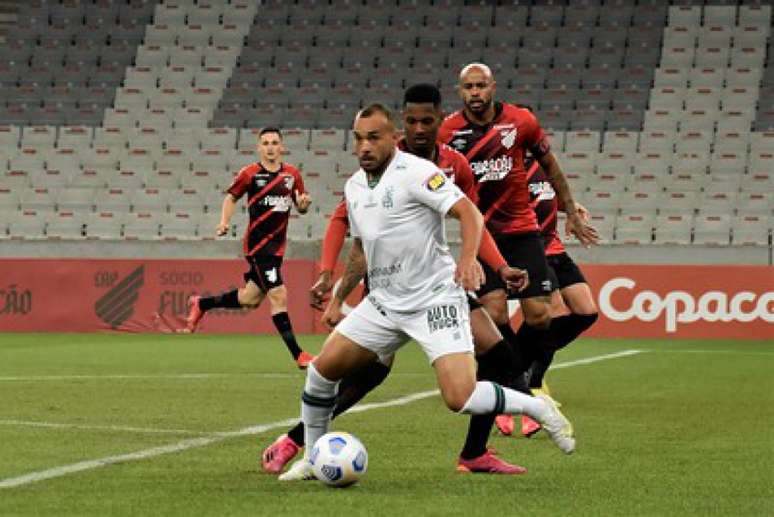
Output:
[478, 227, 507, 272]
[319, 200, 349, 272]
[520, 109, 551, 158]
[226, 166, 252, 199]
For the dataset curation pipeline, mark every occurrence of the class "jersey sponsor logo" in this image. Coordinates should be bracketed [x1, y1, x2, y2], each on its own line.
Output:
[500, 128, 517, 149]
[261, 195, 292, 212]
[599, 277, 774, 333]
[529, 181, 556, 201]
[470, 156, 513, 182]
[427, 304, 460, 333]
[426, 172, 447, 191]
[255, 178, 267, 187]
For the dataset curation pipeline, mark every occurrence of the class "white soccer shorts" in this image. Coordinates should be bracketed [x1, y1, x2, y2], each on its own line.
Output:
[336, 288, 474, 365]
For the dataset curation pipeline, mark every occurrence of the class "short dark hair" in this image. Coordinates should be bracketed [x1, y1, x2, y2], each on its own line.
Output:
[403, 83, 442, 107]
[358, 103, 395, 125]
[258, 127, 282, 139]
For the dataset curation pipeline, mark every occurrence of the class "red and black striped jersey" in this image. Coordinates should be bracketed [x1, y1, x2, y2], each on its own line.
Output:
[438, 102, 551, 236]
[524, 157, 565, 256]
[226, 162, 306, 258]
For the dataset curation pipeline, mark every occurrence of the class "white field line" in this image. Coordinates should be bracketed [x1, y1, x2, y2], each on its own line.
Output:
[0, 349, 641, 489]
[655, 349, 774, 356]
[0, 420, 206, 436]
[0, 372, 429, 382]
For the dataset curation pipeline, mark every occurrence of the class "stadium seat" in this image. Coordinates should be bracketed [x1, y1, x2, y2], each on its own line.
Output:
[614, 212, 655, 245]
[654, 213, 693, 245]
[693, 214, 731, 245]
[45, 211, 86, 240]
[123, 212, 162, 240]
[732, 214, 771, 246]
[7, 209, 48, 240]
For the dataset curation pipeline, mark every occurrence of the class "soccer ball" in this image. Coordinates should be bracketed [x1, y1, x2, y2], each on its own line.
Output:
[309, 431, 368, 488]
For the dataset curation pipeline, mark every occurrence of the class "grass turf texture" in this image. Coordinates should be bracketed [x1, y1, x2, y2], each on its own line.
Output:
[0, 333, 772, 516]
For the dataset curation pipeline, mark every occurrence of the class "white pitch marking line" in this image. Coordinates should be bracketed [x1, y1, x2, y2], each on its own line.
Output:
[0, 349, 641, 489]
[0, 372, 429, 382]
[0, 420, 206, 436]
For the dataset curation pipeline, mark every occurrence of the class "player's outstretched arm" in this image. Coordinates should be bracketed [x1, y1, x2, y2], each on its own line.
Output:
[447, 197, 485, 292]
[321, 238, 366, 329]
[311, 202, 350, 309]
[538, 152, 599, 248]
[216, 194, 238, 236]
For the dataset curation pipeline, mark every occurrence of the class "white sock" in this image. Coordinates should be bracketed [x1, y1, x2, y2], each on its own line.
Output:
[301, 363, 339, 458]
[460, 381, 548, 420]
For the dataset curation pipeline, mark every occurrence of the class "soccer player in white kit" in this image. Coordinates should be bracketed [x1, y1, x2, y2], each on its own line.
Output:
[280, 104, 574, 481]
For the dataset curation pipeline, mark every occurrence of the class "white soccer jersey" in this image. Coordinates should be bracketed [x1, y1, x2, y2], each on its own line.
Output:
[345, 149, 465, 312]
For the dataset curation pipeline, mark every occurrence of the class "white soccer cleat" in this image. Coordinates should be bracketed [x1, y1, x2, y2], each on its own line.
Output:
[277, 459, 316, 481]
[536, 393, 576, 454]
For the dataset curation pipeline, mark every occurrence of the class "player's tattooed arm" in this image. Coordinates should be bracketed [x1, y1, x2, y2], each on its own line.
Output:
[322, 239, 366, 328]
[538, 152, 599, 247]
[334, 238, 366, 303]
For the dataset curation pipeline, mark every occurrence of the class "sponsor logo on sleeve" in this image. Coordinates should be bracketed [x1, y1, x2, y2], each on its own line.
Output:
[426, 172, 447, 191]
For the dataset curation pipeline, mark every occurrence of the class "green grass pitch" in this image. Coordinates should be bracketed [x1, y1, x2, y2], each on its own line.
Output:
[0, 333, 772, 516]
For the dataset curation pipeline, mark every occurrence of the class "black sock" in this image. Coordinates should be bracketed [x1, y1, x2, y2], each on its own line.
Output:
[547, 313, 598, 351]
[198, 289, 240, 312]
[332, 361, 391, 419]
[461, 341, 511, 460]
[513, 322, 550, 369]
[271, 312, 303, 360]
[285, 361, 392, 447]
[528, 348, 555, 389]
[496, 323, 533, 392]
[286, 421, 304, 446]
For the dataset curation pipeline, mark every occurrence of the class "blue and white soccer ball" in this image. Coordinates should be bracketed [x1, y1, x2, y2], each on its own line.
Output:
[309, 431, 368, 488]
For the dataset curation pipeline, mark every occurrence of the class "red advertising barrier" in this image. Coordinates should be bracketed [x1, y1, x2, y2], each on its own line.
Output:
[0, 259, 317, 333]
[0, 260, 771, 339]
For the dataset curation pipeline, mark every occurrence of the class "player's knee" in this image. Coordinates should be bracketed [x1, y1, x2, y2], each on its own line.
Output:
[237, 288, 261, 308]
[480, 296, 508, 325]
[525, 307, 551, 329]
[441, 385, 475, 413]
[267, 287, 287, 308]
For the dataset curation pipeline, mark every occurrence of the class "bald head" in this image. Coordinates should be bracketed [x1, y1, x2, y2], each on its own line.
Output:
[457, 62, 497, 120]
[459, 62, 494, 82]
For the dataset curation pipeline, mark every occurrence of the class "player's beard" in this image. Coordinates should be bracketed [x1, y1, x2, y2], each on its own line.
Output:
[467, 97, 492, 116]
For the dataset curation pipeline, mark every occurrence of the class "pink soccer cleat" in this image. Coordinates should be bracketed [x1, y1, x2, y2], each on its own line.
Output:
[295, 351, 315, 370]
[456, 450, 527, 475]
[185, 295, 204, 333]
[495, 414, 515, 436]
[521, 415, 542, 438]
[262, 434, 301, 474]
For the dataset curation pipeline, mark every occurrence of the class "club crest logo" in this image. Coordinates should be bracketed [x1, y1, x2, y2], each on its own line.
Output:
[501, 128, 517, 149]
[95, 265, 145, 329]
[381, 186, 394, 209]
[283, 175, 294, 189]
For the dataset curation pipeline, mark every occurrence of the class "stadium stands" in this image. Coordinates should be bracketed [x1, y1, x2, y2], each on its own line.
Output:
[0, 1, 771, 248]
